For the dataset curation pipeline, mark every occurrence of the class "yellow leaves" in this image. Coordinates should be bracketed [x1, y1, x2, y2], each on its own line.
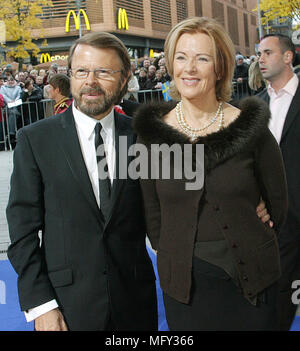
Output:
[256, 0, 300, 24]
[0, 0, 53, 58]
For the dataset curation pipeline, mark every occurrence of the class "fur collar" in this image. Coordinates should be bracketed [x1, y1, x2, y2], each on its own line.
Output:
[133, 96, 271, 171]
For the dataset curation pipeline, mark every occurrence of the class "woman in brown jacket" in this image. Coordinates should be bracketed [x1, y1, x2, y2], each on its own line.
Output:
[133, 17, 288, 330]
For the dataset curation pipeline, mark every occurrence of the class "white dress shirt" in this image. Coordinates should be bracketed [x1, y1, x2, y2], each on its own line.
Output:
[268, 74, 299, 144]
[25, 102, 116, 322]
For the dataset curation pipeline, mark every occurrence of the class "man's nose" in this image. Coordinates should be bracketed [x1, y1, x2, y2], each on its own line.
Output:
[84, 71, 98, 84]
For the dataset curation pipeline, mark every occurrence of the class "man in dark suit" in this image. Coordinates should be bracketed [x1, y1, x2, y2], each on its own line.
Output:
[257, 34, 300, 331]
[6, 32, 157, 331]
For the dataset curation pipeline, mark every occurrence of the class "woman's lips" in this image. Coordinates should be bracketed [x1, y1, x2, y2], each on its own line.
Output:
[182, 78, 200, 86]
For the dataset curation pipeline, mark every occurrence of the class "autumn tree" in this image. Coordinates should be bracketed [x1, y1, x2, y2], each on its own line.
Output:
[258, 0, 300, 26]
[0, 0, 53, 66]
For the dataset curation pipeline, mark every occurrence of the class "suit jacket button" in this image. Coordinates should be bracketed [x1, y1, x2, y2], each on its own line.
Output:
[103, 270, 107, 275]
[223, 225, 228, 230]
[243, 275, 248, 281]
[214, 205, 220, 211]
[232, 243, 238, 248]
[238, 259, 245, 265]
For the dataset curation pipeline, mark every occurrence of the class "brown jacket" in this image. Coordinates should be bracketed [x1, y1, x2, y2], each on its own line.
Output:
[133, 97, 288, 304]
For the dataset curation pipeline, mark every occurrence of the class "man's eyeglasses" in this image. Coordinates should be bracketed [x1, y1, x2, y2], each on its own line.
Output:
[70, 68, 122, 80]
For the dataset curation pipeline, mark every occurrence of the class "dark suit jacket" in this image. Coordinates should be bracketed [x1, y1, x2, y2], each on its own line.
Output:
[6, 107, 157, 331]
[257, 80, 300, 245]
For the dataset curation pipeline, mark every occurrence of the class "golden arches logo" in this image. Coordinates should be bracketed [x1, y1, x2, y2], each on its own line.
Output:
[40, 53, 51, 64]
[65, 9, 91, 33]
[118, 8, 129, 30]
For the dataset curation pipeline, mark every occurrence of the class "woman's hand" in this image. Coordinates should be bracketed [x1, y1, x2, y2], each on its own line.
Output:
[256, 199, 273, 228]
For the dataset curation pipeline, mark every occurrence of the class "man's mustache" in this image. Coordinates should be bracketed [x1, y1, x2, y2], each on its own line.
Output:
[80, 86, 105, 96]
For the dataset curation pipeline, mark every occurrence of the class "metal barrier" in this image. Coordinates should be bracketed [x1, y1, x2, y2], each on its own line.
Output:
[0, 99, 55, 151]
[137, 89, 164, 103]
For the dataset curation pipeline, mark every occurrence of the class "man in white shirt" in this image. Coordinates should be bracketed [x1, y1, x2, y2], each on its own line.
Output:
[258, 34, 300, 331]
[6, 32, 158, 331]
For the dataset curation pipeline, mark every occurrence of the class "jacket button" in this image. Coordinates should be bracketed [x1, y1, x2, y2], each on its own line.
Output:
[223, 225, 228, 230]
[243, 275, 248, 281]
[232, 243, 238, 248]
[238, 259, 245, 265]
[103, 270, 107, 275]
[214, 205, 220, 211]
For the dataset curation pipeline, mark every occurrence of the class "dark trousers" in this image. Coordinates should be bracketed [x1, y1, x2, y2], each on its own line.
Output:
[278, 239, 300, 330]
[163, 257, 279, 331]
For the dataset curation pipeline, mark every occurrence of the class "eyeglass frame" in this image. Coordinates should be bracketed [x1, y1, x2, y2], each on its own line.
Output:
[69, 67, 122, 80]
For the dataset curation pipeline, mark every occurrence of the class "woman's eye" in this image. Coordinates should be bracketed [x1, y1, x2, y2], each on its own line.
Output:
[198, 57, 208, 62]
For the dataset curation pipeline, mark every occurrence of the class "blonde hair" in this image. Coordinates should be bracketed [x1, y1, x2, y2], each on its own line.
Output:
[164, 17, 235, 101]
[248, 60, 266, 91]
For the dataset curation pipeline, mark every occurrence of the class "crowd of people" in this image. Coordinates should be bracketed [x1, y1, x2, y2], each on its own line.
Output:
[0, 63, 73, 150]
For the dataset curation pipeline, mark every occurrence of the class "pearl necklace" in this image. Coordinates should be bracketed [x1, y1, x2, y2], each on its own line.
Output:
[176, 100, 224, 141]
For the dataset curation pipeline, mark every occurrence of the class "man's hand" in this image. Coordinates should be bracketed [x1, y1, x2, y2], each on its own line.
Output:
[34, 308, 68, 331]
[256, 200, 273, 228]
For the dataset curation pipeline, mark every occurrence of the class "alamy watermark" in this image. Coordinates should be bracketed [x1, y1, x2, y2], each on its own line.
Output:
[0, 280, 6, 304]
[96, 137, 204, 190]
[291, 280, 300, 305]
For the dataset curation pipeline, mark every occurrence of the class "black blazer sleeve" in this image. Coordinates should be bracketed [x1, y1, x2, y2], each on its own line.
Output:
[6, 128, 56, 311]
[254, 128, 288, 234]
[137, 137, 161, 250]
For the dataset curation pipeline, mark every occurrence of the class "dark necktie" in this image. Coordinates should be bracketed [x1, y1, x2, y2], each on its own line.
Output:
[94, 123, 111, 220]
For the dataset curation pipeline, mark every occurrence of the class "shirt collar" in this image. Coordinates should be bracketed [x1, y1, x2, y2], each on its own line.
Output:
[267, 73, 299, 97]
[72, 101, 115, 140]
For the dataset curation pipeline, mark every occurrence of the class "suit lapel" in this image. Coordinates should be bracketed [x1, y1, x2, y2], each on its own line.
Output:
[280, 83, 300, 143]
[57, 107, 104, 225]
[104, 111, 134, 227]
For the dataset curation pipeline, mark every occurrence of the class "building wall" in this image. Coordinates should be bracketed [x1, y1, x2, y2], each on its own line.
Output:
[35, 0, 258, 57]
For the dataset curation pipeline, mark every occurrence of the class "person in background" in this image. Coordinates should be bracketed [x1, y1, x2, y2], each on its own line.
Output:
[0, 75, 22, 143]
[57, 66, 69, 76]
[145, 65, 157, 90]
[142, 57, 151, 71]
[48, 74, 72, 115]
[233, 54, 250, 99]
[257, 33, 300, 331]
[248, 59, 266, 94]
[134, 16, 287, 331]
[160, 65, 171, 82]
[35, 75, 45, 94]
[138, 67, 148, 90]
[21, 78, 44, 124]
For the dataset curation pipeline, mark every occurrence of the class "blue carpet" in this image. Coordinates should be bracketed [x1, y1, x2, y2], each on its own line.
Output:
[0, 260, 34, 331]
[1, 252, 300, 331]
[0, 248, 168, 331]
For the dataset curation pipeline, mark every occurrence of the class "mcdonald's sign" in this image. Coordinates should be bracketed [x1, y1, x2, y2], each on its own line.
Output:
[65, 9, 91, 33]
[40, 53, 51, 63]
[118, 8, 129, 30]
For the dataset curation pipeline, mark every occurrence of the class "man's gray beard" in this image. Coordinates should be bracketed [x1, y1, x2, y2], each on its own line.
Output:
[73, 82, 122, 117]
[75, 95, 116, 117]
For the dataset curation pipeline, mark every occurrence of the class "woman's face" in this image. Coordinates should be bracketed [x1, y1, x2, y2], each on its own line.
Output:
[173, 32, 217, 101]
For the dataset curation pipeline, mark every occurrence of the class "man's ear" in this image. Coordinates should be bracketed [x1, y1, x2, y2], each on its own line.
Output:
[284, 50, 293, 64]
